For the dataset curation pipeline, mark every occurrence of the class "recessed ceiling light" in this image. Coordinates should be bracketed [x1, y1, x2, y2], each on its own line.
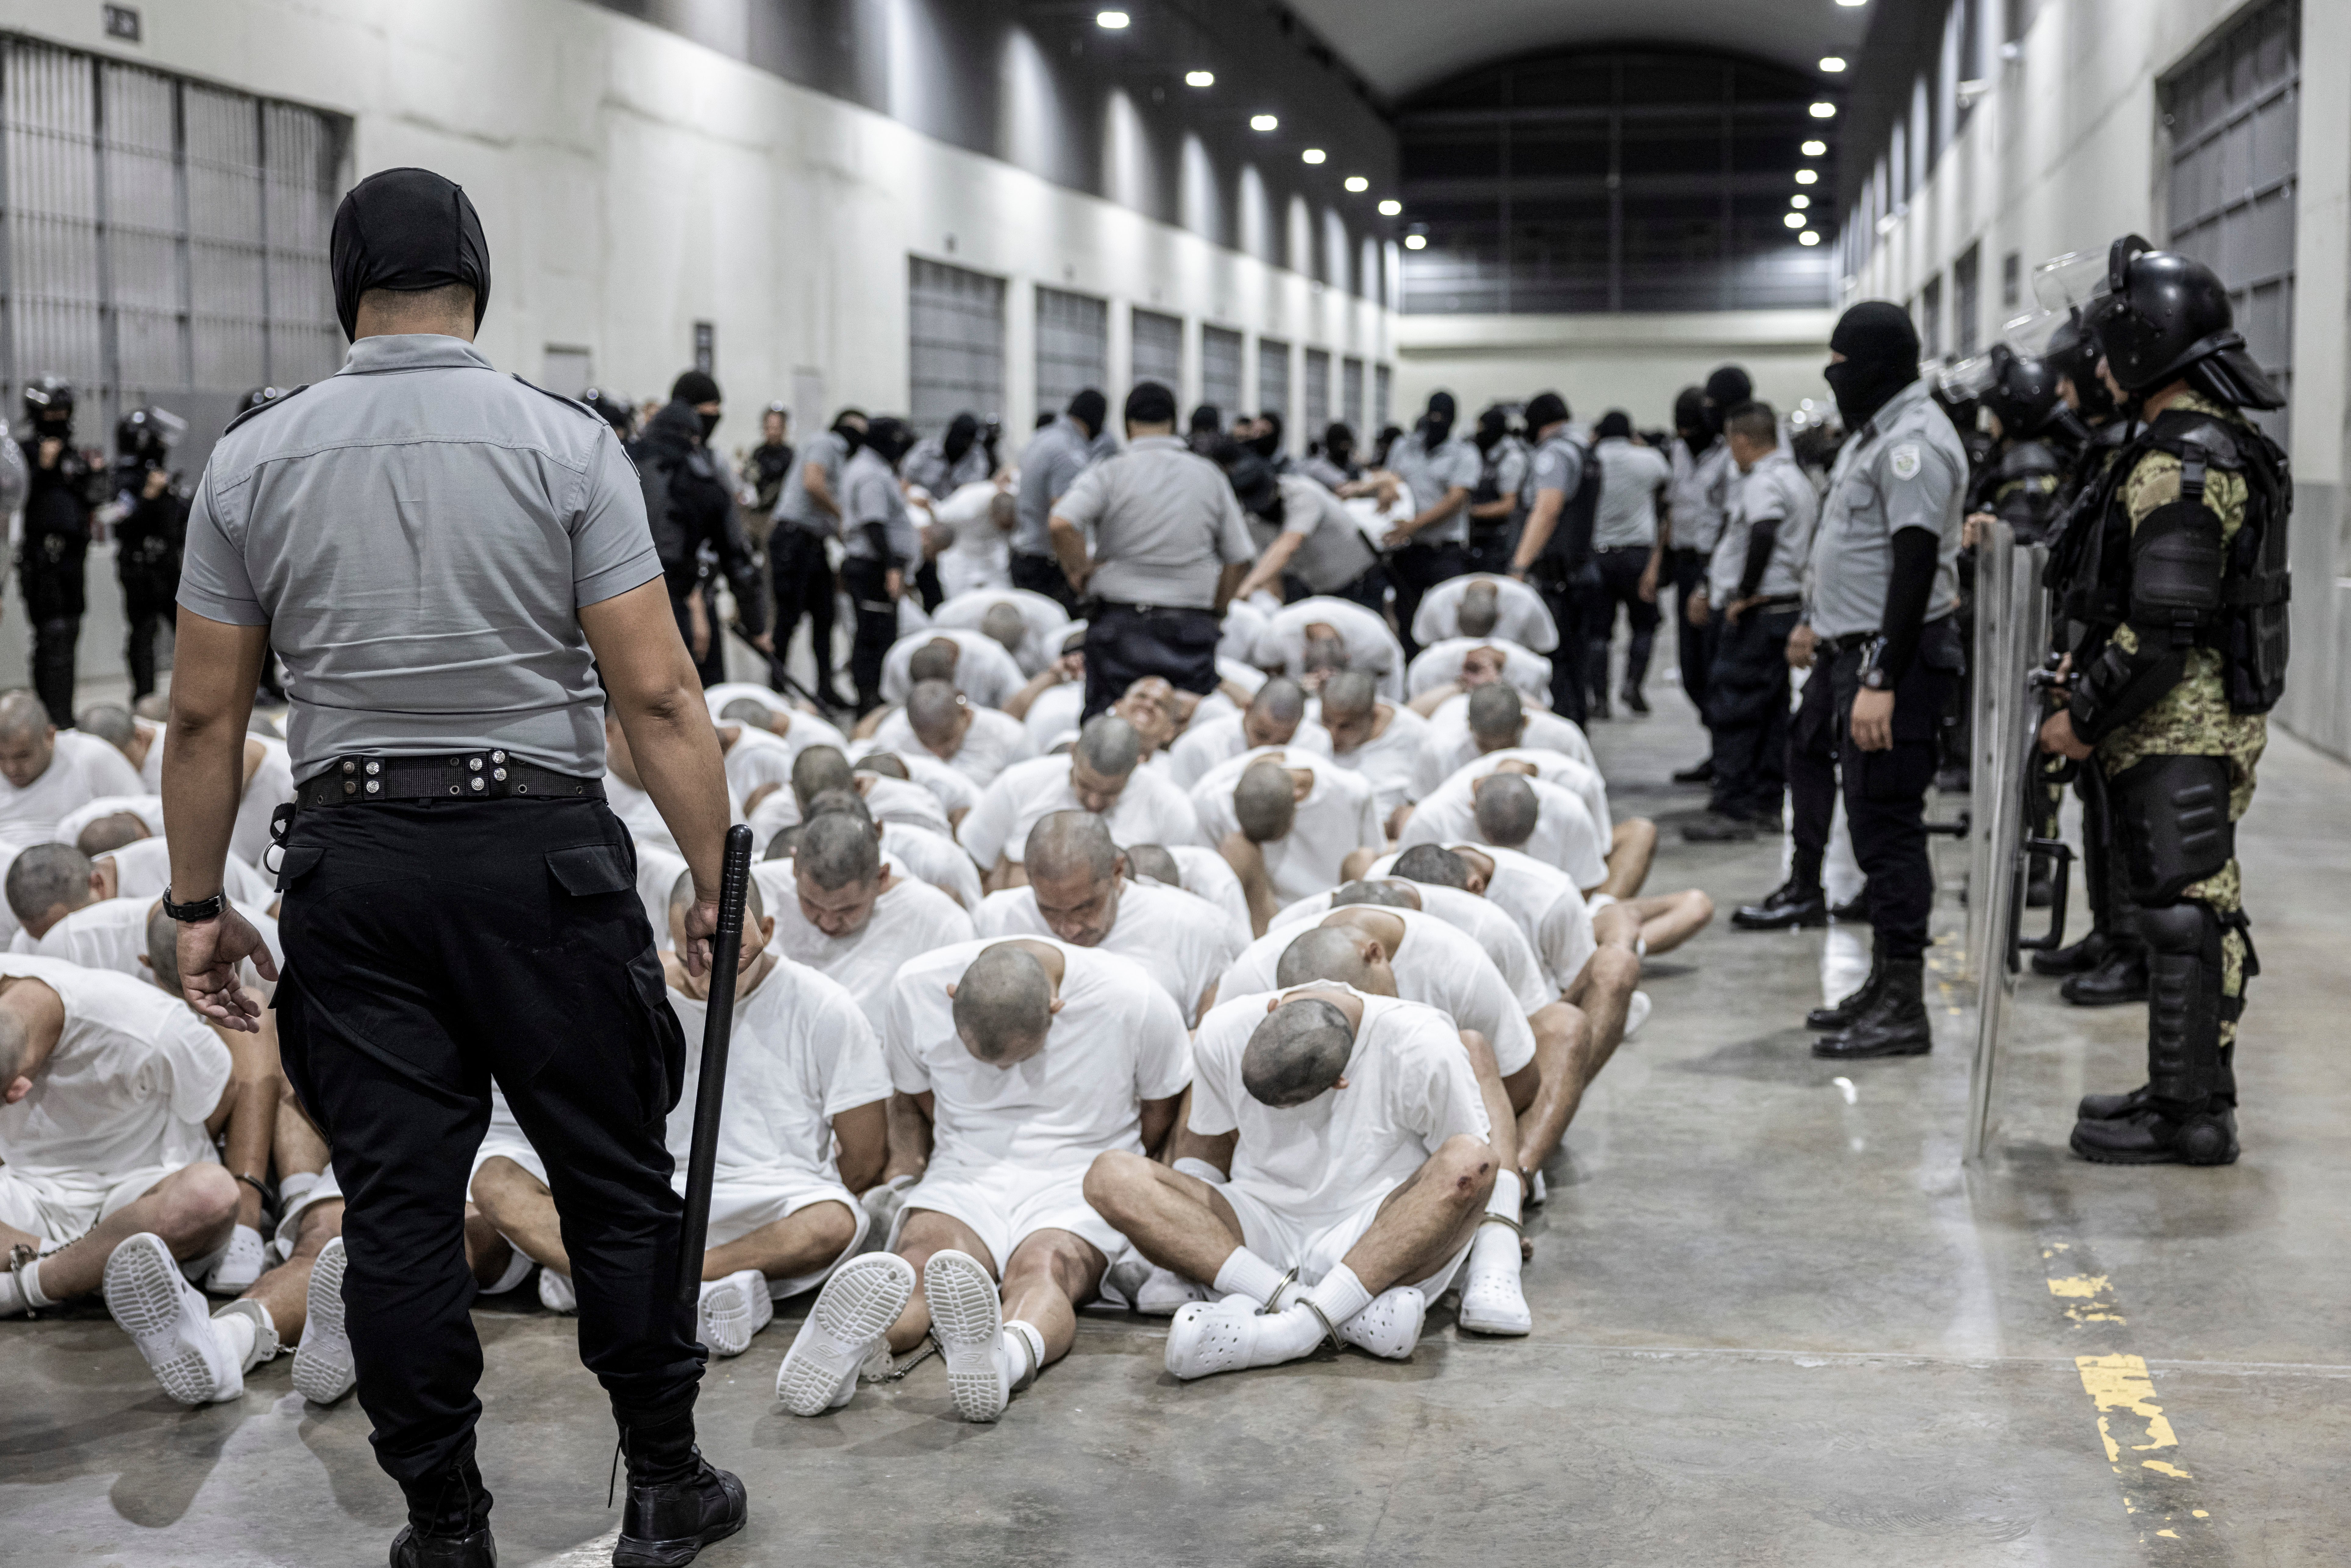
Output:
[1836, 0, 1868, 7]
[1302, 148, 1327, 164]
[1795, 169, 1820, 185]
[1810, 101, 1837, 118]
[1819, 56, 1847, 72]
[1404, 234, 1428, 250]
[1783, 212, 1808, 229]
[1800, 230, 1823, 245]
[1185, 70, 1214, 88]
[1802, 139, 1828, 156]
[1378, 198, 1402, 216]
[1345, 176, 1369, 192]
[1250, 113, 1278, 132]
[1790, 194, 1811, 209]
[1095, 10, 1129, 28]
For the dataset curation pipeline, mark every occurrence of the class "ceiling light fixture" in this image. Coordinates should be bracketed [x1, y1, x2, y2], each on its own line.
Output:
[1185, 70, 1214, 88]
[1095, 10, 1129, 28]
[1802, 139, 1828, 156]
[1795, 169, 1820, 185]
[1345, 176, 1369, 192]
[1783, 212, 1808, 229]
[1302, 148, 1326, 164]
[1810, 101, 1838, 118]
[1250, 113, 1278, 132]
[1800, 230, 1823, 246]
[1819, 56, 1847, 72]
[1836, 0, 1868, 7]
[1378, 198, 1402, 216]
[1790, 194, 1811, 209]
[1404, 234, 1428, 250]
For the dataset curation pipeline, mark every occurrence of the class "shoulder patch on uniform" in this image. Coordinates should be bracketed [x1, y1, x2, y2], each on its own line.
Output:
[1888, 443, 1922, 480]
[222, 383, 312, 434]
[511, 373, 604, 423]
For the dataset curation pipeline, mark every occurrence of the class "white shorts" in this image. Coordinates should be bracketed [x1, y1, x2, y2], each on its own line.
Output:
[1217, 1181, 1471, 1300]
[891, 1162, 1125, 1275]
[695, 1178, 870, 1301]
[274, 1165, 345, 1254]
[0, 1161, 231, 1284]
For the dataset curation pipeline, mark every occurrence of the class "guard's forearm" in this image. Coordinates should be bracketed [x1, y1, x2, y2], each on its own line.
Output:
[1212, 560, 1249, 616]
[1514, 493, 1564, 567]
[617, 684, 733, 898]
[162, 614, 268, 903]
[1048, 514, 1090, 585]
[1235, 532, 1303, 601]
[1405, 486, 1467, 536]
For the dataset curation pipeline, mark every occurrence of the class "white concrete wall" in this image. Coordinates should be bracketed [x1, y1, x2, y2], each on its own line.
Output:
[1393, 311, 1838, 432]
[0, 0, 1393, 459]
[1838, 0, 2351, 756]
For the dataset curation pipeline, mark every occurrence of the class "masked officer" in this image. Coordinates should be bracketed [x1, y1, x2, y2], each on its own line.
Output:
[632, 371, 771, 689]
[2040, 237, 2290, 1166]
[1669, 366, 1754, 784]
[17, 376, 94, 726]
[1782, 302, 1969, 1060]
[162, 167, 747, 1567]
[1509, 390, 1594, 724]
[1381, 390, 1480, 656]
[109, 406, 190, 705]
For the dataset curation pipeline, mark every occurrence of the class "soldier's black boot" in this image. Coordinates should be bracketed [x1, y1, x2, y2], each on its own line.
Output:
[1812, 959, 1931, 1058]
[2076, 1084, 2149, 1120]
[1829, 882, 1871, 922]
[614, 1405, 746, 1568]
[2070, 1099, 2237, 1164]
[1733, 879, 1827, 930]
[2032, 928, 2107, 977]
[2062, 939, 2149, 1006]
[392, 1462, 494, 1567]
[1805, 958, 1883, 1031]
[391, 1528, 497, 1568]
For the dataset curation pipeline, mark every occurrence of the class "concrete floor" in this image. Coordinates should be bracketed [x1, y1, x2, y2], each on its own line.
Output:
[5, 681, 2347, 1567]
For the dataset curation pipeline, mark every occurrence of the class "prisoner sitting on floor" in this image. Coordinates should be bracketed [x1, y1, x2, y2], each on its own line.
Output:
[1194, 749, 1385, 936]
[775, 937, 1190, 1424]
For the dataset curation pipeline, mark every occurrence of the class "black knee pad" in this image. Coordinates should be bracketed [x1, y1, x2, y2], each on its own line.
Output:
[2138, 900, 2227, 1104]
[2110, 754, 2232, 905]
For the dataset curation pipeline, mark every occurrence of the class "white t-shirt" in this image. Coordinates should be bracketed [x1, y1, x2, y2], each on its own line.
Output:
[744, 773, 950, 852]
[764, 866, 976, 1030]
[700, 686, 852, 760]
[1316, 700, 1430, 818]
[1434, 747, 1613, 843]
[633, 840, 689, 950]
[975, 880, 1245, 1026]
[1408, 574, 1559, 653]
[0, 954, 229, 1195]
[55, 794, 164, 850]
[885, 938, 1191, 1175]
[929, 587, 1071, 677]
[101, 836, 276, 912]
[0, 732, 144, 844]
[1187, 747, 1385, 907]
[1405, 639, 1555, 705]
[37, 897, 284, 992]
[1254, 598, 1404, 699]
[1266, 883, 1552, 1014]
[1367, 844, 1597, 994]
[663, 956, 892, 1187]
[1398, 770, 1607, 891]
[134, 722, 165, 793]
[858, 752, 979, 823]
[869, 706, 1038, 787]
[719, 726, 797, 816]
[878, 822, 984, 912]
[1217, 905, 1537, 1074]
[959, 754, 1202, 869]
[1156, 846, 1253, 941]
[609, 775, 742, 855]
[930, 481, 1014, 599]
[231, 738, 297, 869]
[880, 628, 1025, 709]
[1218, 599, 1270, 665]
[1167, 712, 1333, 789]
[1189, 987, 1488, 1226]
[1415, 700, 1596, 798]
[1018, 682, 1086, 754]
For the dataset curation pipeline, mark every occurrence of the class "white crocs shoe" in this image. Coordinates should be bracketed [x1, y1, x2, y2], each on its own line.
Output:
[105, 1233, 244, 1406]
[1336, 1286, 1426, 1359]
[205, 1224, 267, 1295]
[538, 1268, 577, 1314]
[776, 1254, 915, 1416]
[1135, 1265, 1211, 1317]
[923, 1250, 1009, 1423]
[1624, 989, 1652, 1039]
[1164, 1297, 1327, 1380]
[291, 1236, 356, 1404]
[697, 1268, 775, 1358]
[1457, 1260, 1532, 1337]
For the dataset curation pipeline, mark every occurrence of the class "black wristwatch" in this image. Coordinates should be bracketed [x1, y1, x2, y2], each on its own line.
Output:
[162, 887, 227, 923]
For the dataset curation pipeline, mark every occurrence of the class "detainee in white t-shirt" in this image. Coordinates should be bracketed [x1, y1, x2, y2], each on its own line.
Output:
[1192, 748, 1384, 936]
[776, 937, 1190, 1424]
[0, 692, 145, 842]
[470, 874, 890, 1361]
[1389, 768, 1608, 894]
[1085, 984, 1500, 1378]
[1313, 669, 1431, 833]
[957, 714, 1201, 892]
[1414, 682, 1596, 798]
[1120, 841, 1254, 944]
[764, 811, 976, 1032]
[975, 812, 1244, 1026]
[870, 680, 1038, 787]
[1167, 677, 1332, 789]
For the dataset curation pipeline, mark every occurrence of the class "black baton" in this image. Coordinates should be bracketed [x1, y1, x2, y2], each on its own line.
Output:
[676, 823, 756, 1303]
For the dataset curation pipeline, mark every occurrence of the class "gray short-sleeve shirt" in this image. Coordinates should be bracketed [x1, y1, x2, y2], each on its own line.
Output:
[773, 428, 853, 535]
[1805, 378, 1967, 639]
[840, 447, 919, 564]
[176, 335, 661, 779]
[1591, 438, 1673, 551]
[1050, 436, 1256, 608]
[1528, 433, 1585, 498]
[1013, 416, 1098, 556]
[1708, 450, 1819, 603]
[1387, 430, 1481, 545]
[1272, 473, 1377, 592]
[1668, 437, 1736, 555]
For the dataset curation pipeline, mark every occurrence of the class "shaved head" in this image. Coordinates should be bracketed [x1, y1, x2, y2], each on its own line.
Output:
[719, 698, 775, 727]
[0, 691, 49, 744]
[1274, 925, 1374, 990]
[1025, 810, 1118, 886]
[764, 825, 805, 861]
[1245, 678, 1306, 745]
[907, 639, 961, 685]
[0, 1000, 31, 1085]
[0, 691, 55, 789]
[796, 812, 882, 890]
[1124, 843, 1181, 885]
[905, 680, 966, 746]
[1232, 760, 1297, 842]
[1391, 843, 1472, 889]
[6, 844, 91, 927]
[1466, 682, 1523, 746]
[792, 745, 855, 809]
[1457, 581, 1501, 639]
[1075, 713, 1140, 778]
[1301, 631, 1347, 677]
[1332, 878, 1418, 911]
[144, 901, 182, 997]
[857, 751, 910, 780]
[77, 812, 148, 855]
[1473, 773, 1540, 848]
[953, 944, 1054, 1063]
[668, 866, 766, 922]
[76, 703, 137, 748]
[979, 603, 1027, 652]
[1319, 670, 1377, 720]
[1242, 997, 1355, 1108]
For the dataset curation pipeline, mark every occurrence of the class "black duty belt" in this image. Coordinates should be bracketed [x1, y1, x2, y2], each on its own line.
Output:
[296, 752, 605, 808]
[1815, 631, 1879, 656]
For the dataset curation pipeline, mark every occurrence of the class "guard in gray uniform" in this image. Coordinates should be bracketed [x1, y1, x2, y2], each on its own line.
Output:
[1784, 302, 1968, 1060]
[1667, 366, 1751, 782]
[840, 416, 922, 714]
[1012, 389, 1107, 613]
[161, 168, 746, 1568]
[770, 408, 867, 710]
[1381, 391, 1480, 656]
[1509, 391, 1595, 723]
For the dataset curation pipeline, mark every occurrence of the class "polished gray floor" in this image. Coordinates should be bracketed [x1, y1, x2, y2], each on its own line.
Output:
[6, 685, 2346, 1566]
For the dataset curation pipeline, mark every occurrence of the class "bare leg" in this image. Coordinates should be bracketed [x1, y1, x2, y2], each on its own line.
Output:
[1336, 1135, 1495, 1293]
[10, 1163, 238, 1303]
[214, 1019, 283, 1233]
[1220, 830, 1280, 937]
[1560, 944, 1644, 1114]
[1601, 817, 1658, 900]
[850, 704, 893, 741]
[1082, 1152, 1249, 1285]
[468, 1156, 570, 1273]
[997, 1230, 1107, 1366]
[462, 1203, 515, 1289]
[701, 1200, 860, 1283]
[1384, 803, 1414, 841]
[1623, 888, 1714, 955]
[273, 1078, 330, 1179]
[882, 1093, 931, 1184]
[1514, 1001, 1587, 1177]
[240, 1198, 344, 1342]
[1458, 1030, 1519, 1176]
[885, 1208, 997, 1352]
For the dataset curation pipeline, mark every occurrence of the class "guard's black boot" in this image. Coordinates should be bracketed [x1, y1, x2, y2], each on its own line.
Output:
[614, 1406, 747, 1568]
[2061, 941, 2149, 1006]
[1812, 959, 1931, 1058]
[1805, 960, 1883, 1031]
[1672, 757, 1715, 785]
[1829, 883, 1870, 922]
[2070, 1099, 2237, 1165]
[1682, 811, 1761, 843]
[390, 1527, 497, 1568]
[2076, 1083, 2149, 1121]
[2032, 928, 2107, 977]
[1620, 683, 1650, 715]
[1732, 880, 1828, 930]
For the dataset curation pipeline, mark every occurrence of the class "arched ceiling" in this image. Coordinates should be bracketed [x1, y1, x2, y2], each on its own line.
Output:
[1283, 0, 1875, 105]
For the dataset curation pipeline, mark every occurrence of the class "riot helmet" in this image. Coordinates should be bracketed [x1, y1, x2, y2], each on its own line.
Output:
[116, 405, 187, 464]
[2084, 235, 2285, 409]
[22, 375, 74, 430]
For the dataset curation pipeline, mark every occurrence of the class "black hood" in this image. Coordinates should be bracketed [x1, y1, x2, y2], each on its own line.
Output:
[330, 167, 491, 342]
[1674, 387, 1712, 451]
[1824, 302, 1920, 431]
[1420, 391, 1457, 446]
[639, 399, 705, 461]
[943, 412, 980, 465]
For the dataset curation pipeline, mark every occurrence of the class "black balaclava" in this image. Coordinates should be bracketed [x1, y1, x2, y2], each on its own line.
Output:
[832, 409, 868, 458]
[1824, 302, 1920, 431]
[1420, 391, 1457, 446]
[1595, 410, 1633, 441]
[943, 412, 980, 466]
[330, 168, 492, 342]
[1474, 406, 1508, 455]
[1067, 389, 1109, 439]
[1323, 423, 1356, 469]
[1523, 392, 1568, 434]
[671, 371, 721, 439]
[1247, 410, 1284, 461]
[1702, 365, 1752, 436]
[1673, 387, 1711, 451]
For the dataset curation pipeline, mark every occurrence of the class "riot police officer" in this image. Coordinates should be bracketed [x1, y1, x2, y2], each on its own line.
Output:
[17, 376, 95, 726]
[2039, 236, 2290, 1166]
[110, 406, 190, 704]
[630, 371, 771, 688]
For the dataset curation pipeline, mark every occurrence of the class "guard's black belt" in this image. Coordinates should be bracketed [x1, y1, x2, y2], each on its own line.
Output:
[1815, 630, 1879, 656]
[296, 752, 604, 807]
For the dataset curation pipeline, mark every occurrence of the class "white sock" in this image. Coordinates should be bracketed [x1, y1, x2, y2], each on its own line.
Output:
[1487, 1169, 1523, 1223]
[21, 1253, 57, 1310]
[277, 1172, 319, 1208]
[215, 1308, 258, 1369]
[999, 1320, 1045, 1391]
[1305, 1265, 1373, 1332]
[1172, 1157, 1227, 1186]
[1212, 1248, 1287, 1306]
